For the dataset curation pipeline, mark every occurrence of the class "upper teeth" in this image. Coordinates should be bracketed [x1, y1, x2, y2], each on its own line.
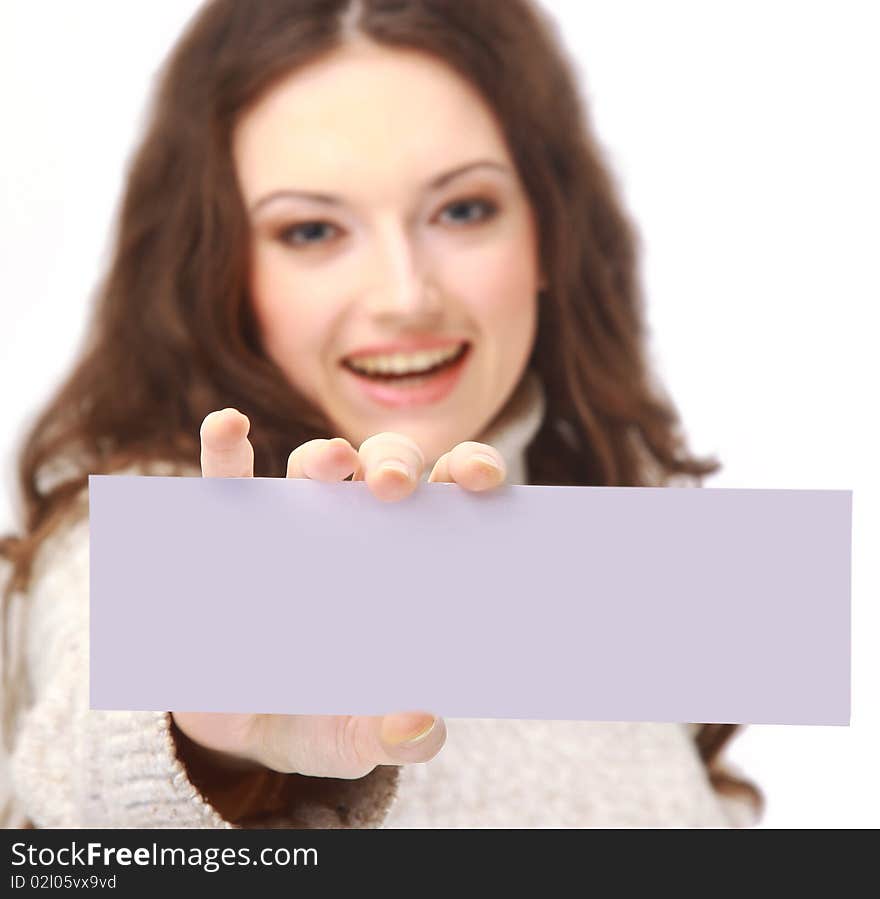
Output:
[347, 343, 464, 375]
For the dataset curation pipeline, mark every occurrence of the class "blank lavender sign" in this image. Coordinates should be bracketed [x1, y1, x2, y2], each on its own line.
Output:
[88, 476, 851, 725]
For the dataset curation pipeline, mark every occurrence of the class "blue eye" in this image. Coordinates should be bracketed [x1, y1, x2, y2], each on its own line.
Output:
[439, 197, 498, 225]
[277, 221, 340, 247]
[276, 197, 498, 250]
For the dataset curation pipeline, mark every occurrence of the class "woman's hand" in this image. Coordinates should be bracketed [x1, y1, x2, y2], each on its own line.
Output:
[170, 407, 507, 780]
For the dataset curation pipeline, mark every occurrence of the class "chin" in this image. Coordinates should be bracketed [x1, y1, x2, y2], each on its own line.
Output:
[403, 428, 459, 473]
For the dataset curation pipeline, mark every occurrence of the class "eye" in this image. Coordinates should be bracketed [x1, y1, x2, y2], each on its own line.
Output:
[274, 196, 498, 249]
[437, 196, 499, 226]
[276, 220, 341, 248]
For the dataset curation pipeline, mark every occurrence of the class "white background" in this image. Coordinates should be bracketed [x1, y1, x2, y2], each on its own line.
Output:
[1, 1, 877, 827]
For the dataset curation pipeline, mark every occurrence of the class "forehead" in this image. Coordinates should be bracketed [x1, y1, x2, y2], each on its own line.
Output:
[232, 42, 512, 202]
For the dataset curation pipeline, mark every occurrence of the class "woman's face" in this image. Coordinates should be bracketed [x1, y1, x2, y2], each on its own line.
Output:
[233, 40, 544, 468]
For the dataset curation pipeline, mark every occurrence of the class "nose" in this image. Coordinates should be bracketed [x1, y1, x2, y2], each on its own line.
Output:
[363, 219, 443, 325]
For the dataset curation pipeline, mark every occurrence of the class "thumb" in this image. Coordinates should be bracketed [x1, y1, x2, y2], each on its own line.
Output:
[255, 712, 446, 779]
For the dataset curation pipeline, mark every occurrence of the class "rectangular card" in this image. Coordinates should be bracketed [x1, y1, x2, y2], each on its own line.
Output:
[89, 476, 851, 725]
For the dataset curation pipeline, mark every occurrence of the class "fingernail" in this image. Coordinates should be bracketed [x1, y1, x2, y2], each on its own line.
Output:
[379, 460, 414, 481]
[472, 453, 502, 472]
[381, 713, 437, 746]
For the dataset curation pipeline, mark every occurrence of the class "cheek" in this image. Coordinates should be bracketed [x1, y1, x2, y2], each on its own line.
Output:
[248, 252, 330, 392]
[452, 230, 539, 341]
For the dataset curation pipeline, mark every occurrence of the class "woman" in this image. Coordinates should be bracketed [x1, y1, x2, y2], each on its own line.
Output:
[0, 0, 763, 828]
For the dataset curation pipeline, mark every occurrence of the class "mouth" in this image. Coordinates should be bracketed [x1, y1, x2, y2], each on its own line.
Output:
[340, 340, 471, 408]
[342, 340, 469, 380]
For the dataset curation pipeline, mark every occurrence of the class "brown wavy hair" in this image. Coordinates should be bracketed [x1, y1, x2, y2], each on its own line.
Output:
[0, 0, 763, 823]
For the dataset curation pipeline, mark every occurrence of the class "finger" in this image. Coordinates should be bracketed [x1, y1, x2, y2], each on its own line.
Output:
[426, 451, 453, 484]
[287, 437, 360, 480]
[200, 408, 254, 478]
[357, 432, 425, 502]
[350, 457, 366, 482]
[427, 441, 506, 491]
[254, 712, 447, 779]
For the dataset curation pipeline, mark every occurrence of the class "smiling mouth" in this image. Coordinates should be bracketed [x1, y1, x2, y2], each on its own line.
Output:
[341, 341, 470, 381]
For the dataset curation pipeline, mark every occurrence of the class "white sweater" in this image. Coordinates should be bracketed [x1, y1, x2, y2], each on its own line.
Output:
[0, 370, 760, 828]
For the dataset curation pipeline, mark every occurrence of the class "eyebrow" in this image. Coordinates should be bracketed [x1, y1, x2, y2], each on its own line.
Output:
[250, 159, 510, 215]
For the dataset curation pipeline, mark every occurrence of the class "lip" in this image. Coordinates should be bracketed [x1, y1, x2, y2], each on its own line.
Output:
[342, 336, 467, 361]
[341, 342, 471, 409]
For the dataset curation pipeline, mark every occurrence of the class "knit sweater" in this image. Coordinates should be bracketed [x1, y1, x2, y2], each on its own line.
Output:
[0, 369, 760, 828]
